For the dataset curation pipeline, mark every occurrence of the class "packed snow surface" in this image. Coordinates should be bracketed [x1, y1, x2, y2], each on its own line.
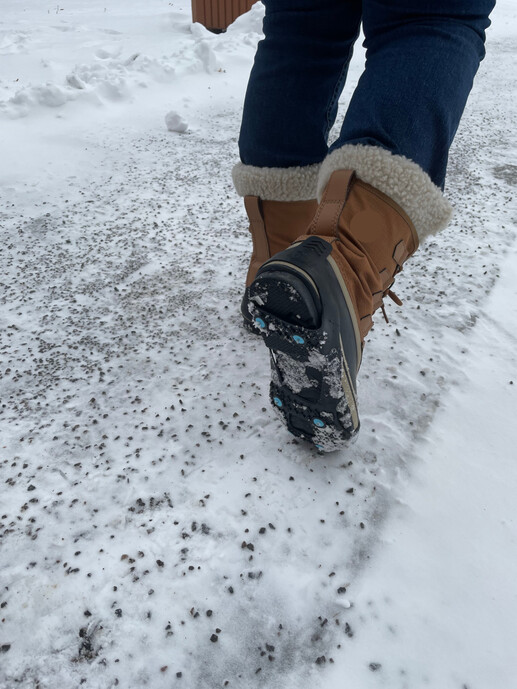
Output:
[1, 1, 516, 688]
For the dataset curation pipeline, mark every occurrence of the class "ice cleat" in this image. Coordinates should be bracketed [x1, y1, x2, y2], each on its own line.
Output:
[248, 236, 361, 452]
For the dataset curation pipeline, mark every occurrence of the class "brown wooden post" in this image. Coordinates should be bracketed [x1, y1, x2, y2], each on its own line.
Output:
[192, 0, 256, 33]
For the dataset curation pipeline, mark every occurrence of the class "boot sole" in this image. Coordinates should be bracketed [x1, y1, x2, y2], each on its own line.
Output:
[247, 237, 361, 452]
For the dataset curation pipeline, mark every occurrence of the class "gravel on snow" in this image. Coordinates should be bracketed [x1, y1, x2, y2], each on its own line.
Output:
[1, 2, 516, 689]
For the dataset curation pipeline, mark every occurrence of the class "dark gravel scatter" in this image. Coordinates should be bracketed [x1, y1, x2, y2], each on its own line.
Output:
[0, 40, 512, 689]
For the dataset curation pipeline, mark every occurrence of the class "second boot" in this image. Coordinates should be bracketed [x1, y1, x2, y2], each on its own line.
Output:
[241, 197, 318, 326]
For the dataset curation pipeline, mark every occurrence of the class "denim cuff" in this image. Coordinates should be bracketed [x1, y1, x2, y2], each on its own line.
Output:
[232, 162, 321, 201]
[318, 145, 453, 242]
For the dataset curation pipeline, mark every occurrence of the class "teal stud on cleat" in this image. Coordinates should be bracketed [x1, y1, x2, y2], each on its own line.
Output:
[292, 334, 305, 344]
[255, 317, 266, 329]
[313, 418, 325, 428]
[273, 397, 283, 408]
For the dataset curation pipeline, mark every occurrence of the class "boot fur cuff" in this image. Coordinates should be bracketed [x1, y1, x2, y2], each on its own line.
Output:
[232, 162, 320, 201]
[318, 145, 453, 241]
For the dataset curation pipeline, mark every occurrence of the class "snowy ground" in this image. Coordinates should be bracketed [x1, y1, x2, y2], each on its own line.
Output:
[1, 2, 516, 688]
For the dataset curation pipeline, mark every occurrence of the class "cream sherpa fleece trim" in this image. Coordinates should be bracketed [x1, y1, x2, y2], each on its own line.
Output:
[232, 162, 321, 201]
[318, 145, 453, 242]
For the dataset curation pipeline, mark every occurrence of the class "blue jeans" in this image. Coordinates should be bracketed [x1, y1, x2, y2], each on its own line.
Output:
[238, 0, 495, 189]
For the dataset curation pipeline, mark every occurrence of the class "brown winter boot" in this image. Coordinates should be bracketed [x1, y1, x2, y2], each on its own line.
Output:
[303, 169, 419, 345]
[241, 197, 318, 323]
[246, 169, 419, 451]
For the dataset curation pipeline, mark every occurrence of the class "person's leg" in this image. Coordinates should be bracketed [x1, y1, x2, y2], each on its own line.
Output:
[337, 0, 495, 188]
[316, 0, 495, 243]
[318, 0, 495, 246]
[233, 0, 362, 201]
[234, 0, 362, 324]
[244, 1, 495, 451]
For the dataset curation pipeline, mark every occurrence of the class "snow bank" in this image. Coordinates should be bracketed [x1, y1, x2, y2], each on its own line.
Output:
[0, 0, 264, 119]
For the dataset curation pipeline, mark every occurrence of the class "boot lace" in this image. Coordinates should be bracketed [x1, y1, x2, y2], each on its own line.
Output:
[380, 289, 403, 324]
